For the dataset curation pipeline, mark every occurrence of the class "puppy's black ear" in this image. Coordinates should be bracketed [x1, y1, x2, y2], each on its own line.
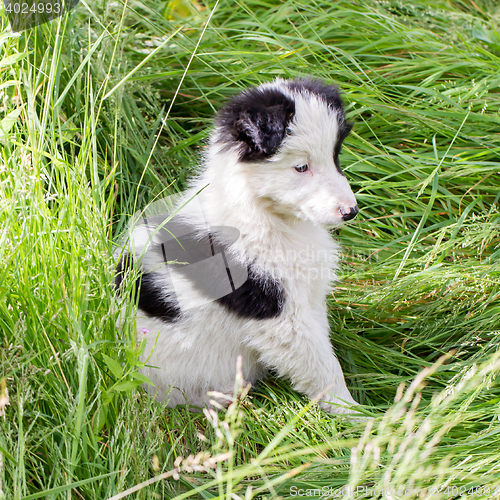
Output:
[234, 102, 294, 160]
[217, 87, 295, 161]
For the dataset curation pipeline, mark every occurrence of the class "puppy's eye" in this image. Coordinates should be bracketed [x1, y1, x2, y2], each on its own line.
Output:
[294, 164, 309, 173]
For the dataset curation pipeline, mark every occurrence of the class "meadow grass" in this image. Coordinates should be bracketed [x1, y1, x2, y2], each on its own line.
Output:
[1, 0, 500, 498]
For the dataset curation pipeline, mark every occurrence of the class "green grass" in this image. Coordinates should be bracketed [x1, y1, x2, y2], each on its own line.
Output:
[1, 0, 500, 498]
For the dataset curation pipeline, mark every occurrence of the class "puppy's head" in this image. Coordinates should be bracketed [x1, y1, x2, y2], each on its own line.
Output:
[215, 78, 358, 227]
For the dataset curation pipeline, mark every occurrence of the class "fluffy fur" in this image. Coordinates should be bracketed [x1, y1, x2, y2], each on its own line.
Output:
[116, 78, 361, 415]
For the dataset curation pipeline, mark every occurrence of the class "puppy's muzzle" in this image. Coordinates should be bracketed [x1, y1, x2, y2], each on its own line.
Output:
[340, 205, 359, 222]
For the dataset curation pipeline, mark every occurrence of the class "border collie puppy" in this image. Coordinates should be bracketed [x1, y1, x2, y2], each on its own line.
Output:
[116, 78, 361, 415]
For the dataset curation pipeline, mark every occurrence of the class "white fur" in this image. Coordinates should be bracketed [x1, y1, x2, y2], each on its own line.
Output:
[118, 79, 360, 414]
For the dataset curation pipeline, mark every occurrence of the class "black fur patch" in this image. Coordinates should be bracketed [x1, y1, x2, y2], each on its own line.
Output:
[286, 78, 344, 112]
[216, 87, 295, 161]
[217, 265, 285, 320]
[135, 272, 182, 321]
[115, 252, 182, 322]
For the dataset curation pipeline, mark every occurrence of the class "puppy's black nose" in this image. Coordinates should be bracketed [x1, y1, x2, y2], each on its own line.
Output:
[340, 205, 358, 222]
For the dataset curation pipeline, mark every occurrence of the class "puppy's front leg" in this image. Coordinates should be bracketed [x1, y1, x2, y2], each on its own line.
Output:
[253, 315, 359, 415]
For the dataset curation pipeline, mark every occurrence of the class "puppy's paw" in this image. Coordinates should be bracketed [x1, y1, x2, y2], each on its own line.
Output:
[207, 380, 252, 410]
[207, 389, 235, 409]
[317, 396, 371, 422]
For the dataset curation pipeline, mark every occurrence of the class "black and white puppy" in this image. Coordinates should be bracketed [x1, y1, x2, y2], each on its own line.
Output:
[116, 78, 361, 414]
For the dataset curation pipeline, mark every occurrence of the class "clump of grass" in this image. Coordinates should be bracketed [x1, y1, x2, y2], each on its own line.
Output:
[1, 0, 500, 498]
